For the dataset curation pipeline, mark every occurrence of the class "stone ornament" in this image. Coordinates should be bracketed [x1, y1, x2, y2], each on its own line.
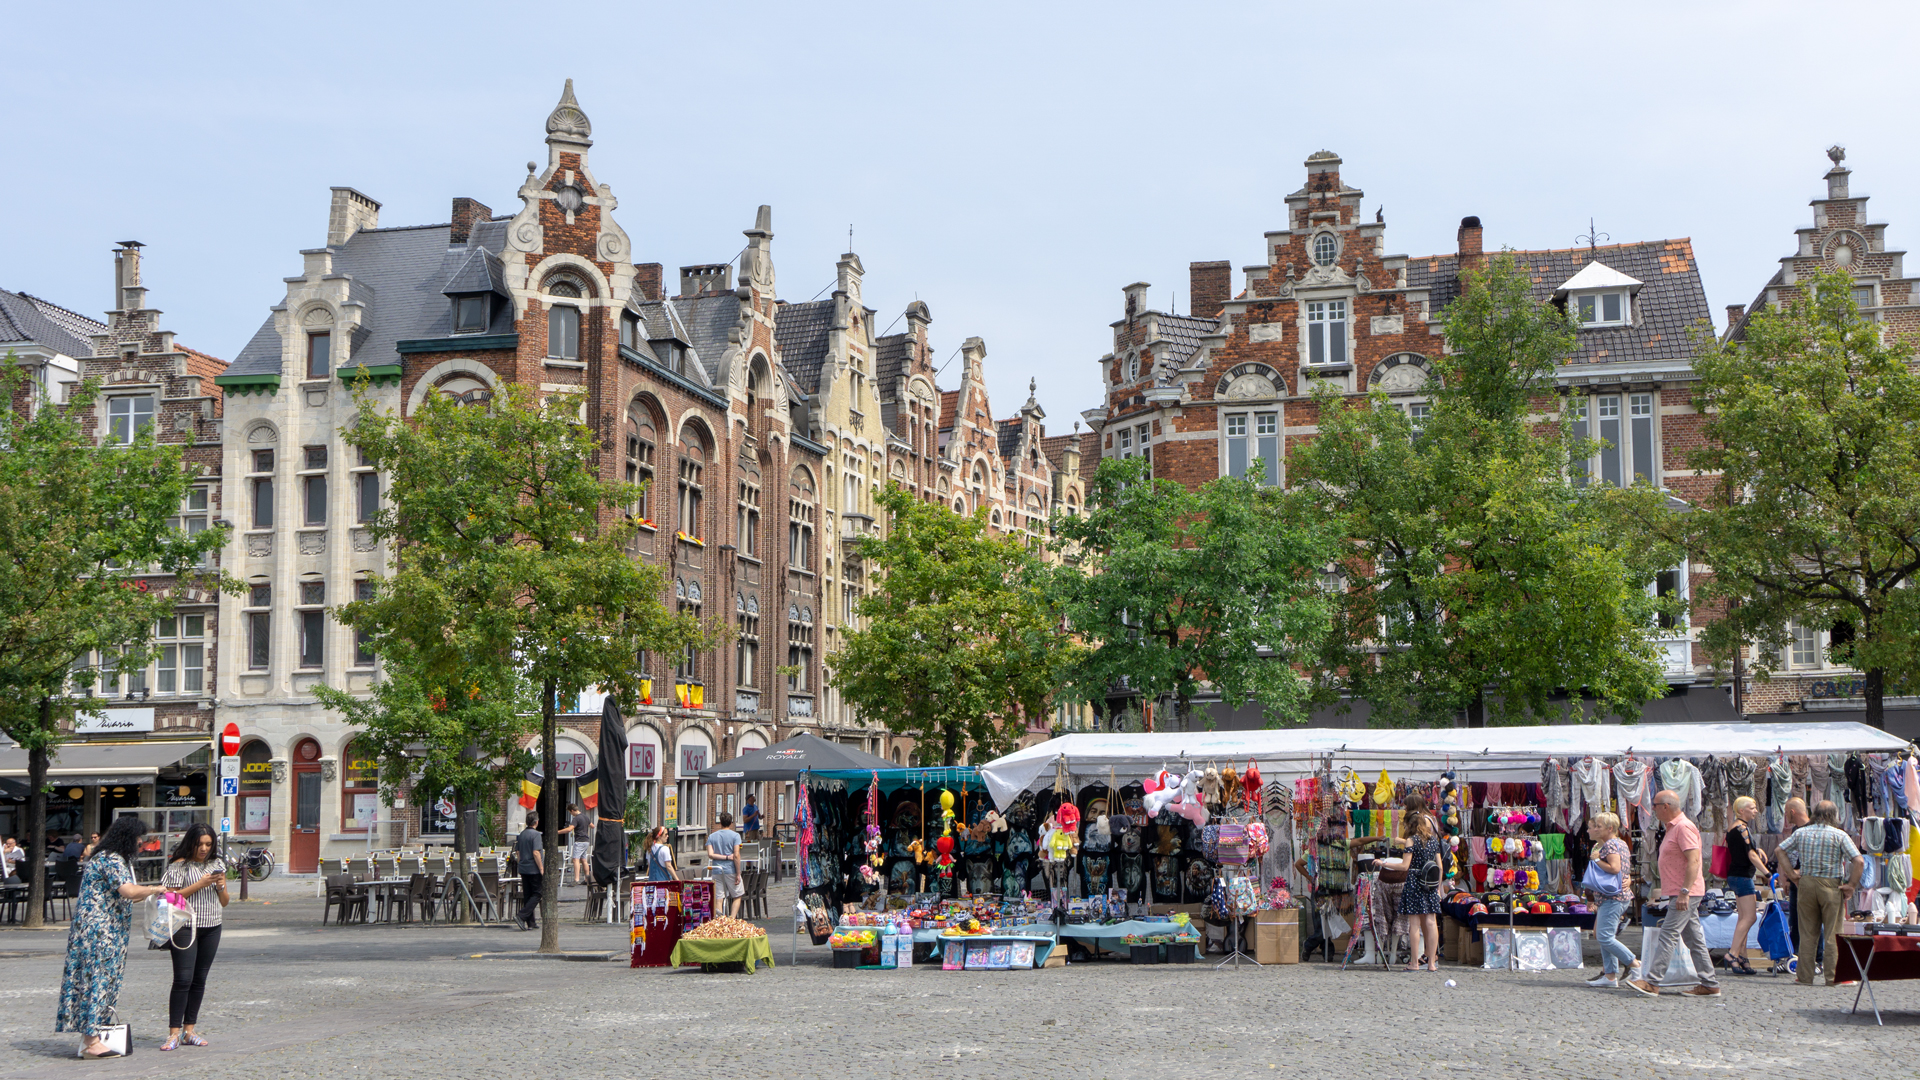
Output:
[545, 79, 592, 143]
[1368, 353, 1434, 393]
[246, 534, 273, 557]
[1215, 362, 1286, 400]
[270, 759, 288, 784]
[320, 758, 337, 782]
[298, 532, 326, 555]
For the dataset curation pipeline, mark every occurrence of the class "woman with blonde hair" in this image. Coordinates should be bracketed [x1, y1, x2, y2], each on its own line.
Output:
[1380, 793, 1444, 971]
[1583, 812, 1639, 988]
[1724, 795, 1767, 975]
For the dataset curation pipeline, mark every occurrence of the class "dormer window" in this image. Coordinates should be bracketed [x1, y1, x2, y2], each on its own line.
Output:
[620, 312, 640, 350]
[1576, 291, 1627, 326]
[1556, 261, 1641, 330]
[454, 295, 489, 333]
[1312, 233, 1338, 267]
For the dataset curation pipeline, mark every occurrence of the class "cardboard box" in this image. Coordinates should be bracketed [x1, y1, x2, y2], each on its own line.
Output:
[1459, 929, 1484, 967]
[1041, 945, 1067, 968]
[1254, 914, 1300, 964]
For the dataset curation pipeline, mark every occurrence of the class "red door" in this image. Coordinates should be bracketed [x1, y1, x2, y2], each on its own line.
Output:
[291, 738, 322, 873]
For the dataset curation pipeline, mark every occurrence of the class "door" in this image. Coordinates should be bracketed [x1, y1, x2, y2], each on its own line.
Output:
[292, 766, 321, 873]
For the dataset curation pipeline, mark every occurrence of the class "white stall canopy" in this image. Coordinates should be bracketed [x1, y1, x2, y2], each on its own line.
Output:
[979, 722, 1911, 809]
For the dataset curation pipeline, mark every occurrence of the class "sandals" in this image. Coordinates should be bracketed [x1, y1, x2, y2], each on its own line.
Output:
[1728, 957, 1757, 976]
[183, 1033, 209, 1046]
[159, 1034, 180, 1052]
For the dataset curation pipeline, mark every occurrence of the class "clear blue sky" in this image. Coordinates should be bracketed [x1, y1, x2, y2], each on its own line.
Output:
[5, 2, 1914, 428]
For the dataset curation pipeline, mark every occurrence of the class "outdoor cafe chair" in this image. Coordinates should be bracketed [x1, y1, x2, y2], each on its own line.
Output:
[323, 874, 368, 925]
[424, 855, 447, 875]
[398, 855, 422, 876]
[319, 858, 344, 880]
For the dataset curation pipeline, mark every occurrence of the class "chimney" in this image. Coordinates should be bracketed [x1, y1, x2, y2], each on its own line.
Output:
[450, 198, 492, 245]
[1457, 215, 1485, 272]
[678, 264, 732, 298]
[1725, 303, 1746, 329]
[1189, 261, 1231, 319]
[112, 241, 146, 314]
[327, 187, 381, 247]
[634, 263, 664, 302]
[1122, 281, 1151, 323]
[1064, 423, 1082, 480]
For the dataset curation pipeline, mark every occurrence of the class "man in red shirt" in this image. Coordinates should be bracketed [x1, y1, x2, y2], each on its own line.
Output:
[1625, 790, 1722, 998]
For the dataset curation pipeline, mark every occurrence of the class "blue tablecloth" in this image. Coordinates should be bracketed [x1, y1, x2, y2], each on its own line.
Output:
[927, 933, 1058, 965]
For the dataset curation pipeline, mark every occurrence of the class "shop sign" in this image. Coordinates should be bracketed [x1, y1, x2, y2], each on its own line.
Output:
[628, 743, 657, 779]
[552, 752, 589, 779]
[1808, 678, 1867, 699]
[664, 790, 679, 823]
[74, 707, 155, 734]
[680, 746, 708, 774]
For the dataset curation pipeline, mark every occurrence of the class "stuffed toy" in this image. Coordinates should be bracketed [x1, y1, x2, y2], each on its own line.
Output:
[1242, 761, 1263, 806]
[1142, 770, 1182, 817]
[1085, 814, 1112, 851]
[934, 834, 956, 881]
[938, 789, 956, 835]
[984, 810, 1007, 834]
[907, 838, 928, 864]
[1201, 767, 1224, 805]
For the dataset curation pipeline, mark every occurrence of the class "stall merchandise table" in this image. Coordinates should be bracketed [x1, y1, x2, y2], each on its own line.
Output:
[669, 935, 775, 973]
[1837, 933, 1920, 1026]
[927, 930, 1058, 966]
[1444, 901, 1597, 939]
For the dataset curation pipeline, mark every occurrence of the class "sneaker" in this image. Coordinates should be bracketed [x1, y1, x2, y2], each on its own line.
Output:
[1585, 972, 1618, 988]
[1685, 985, 1722, 997]
[1624, 963, 1642, 983]
[1623, 978, 1660, 997]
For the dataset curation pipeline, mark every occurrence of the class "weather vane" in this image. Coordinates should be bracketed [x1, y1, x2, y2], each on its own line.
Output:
[1577, 218, 1609, 252]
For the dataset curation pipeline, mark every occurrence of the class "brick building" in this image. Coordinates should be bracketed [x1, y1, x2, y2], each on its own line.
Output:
[1080, 150, 1729, 728]
[1723, 147, 1920, 737]
[204, 82, 1084, 866]
[0, 244, 228, 843]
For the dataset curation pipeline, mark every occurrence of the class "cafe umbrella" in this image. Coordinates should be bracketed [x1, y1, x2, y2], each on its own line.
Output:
[696, 732, 893, 783]
[590, 697, 630, 893]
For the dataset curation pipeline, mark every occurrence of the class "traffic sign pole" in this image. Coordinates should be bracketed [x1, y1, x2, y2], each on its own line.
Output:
[222, 723, 244, 901]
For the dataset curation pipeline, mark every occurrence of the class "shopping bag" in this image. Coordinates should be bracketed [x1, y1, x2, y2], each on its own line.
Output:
[143, 892, 192, 948]
[1756, 901, 1792, 961]
[1710, 845, 1730, 879]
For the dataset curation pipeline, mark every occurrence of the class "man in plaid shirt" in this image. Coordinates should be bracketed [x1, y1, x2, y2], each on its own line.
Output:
[1778, 800, 1864, 987]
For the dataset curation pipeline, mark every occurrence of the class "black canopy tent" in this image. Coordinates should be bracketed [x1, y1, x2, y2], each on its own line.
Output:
[696, 732, 893, 783]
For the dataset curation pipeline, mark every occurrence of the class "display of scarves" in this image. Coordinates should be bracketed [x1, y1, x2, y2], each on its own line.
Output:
[796, 781, 815, 889]
[1657, 758, 1703, 820]
[1613, 759, 1654, 830]
[1572, 757, 1611, 825]
[1700, 757, 1726, 834]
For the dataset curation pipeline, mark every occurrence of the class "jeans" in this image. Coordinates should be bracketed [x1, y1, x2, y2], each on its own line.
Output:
[1595, 896, 1637, 975]
[1643, 897, 1719, 988]
[518, 872, 543, 927]
[168, 923, 222, 1029]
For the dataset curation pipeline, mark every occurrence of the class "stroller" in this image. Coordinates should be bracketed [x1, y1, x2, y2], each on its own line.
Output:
[1756, 872, 1796, 976]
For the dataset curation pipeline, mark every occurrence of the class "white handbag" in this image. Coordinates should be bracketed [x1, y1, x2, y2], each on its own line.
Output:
[80, 1013, 131, 1057]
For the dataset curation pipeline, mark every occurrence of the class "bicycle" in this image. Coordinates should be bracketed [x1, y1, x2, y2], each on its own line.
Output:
[223, 843, 275, 882]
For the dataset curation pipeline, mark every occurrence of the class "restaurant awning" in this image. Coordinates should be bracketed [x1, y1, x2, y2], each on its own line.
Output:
[0, 741, 209, 786]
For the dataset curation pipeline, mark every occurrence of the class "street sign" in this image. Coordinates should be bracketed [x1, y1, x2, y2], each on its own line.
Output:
[220, 755, 240, 779]
[219, 817, 232, 834]
[219, 776, 238, 797]
[220, 722, 241, 757]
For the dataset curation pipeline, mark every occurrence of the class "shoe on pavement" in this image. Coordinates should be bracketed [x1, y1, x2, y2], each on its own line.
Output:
[1585, 972, 1618, 988]
[1685, 985, 1722, 997]
[1623, 978, 1660, 997]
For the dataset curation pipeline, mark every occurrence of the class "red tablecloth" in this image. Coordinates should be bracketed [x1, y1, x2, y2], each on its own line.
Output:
[1835, 934, 1920, 985]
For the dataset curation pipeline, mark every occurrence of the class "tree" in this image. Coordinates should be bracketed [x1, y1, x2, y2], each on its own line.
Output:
[1682, 270, 1920, 729]
[828, 483, 1067, 765]
[1293, 254, 1678, 727]
[332, 381, 709, 951]
[0, 357, 229, 926]
[1042, 457, 1338, 730]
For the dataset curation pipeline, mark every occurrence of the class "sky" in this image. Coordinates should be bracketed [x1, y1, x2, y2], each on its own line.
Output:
[5, 1, 1916, 430]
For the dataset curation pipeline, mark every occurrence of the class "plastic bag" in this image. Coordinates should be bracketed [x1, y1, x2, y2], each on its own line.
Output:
[144, 891, 193, 948]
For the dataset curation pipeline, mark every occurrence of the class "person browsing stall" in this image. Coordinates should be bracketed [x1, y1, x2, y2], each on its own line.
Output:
[1724, 796, 1768, 976]
[1777, 799, 1864, 988]
[644, 826, 676, 881]
[707, 813, 744, 919]
[158, 823, 228, 1051]
[1625, 790, 1722, 998]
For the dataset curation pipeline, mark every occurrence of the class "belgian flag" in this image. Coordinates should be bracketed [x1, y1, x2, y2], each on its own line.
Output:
[577, 767, 600, 811]
[518, 769, 542, 810]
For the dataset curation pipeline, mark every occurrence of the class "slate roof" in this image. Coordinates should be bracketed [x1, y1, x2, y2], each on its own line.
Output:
[996, 417, 1024, 462]
[1151, 312, 1220, 372]
[668, 293, 740, 382]
[1725, 268, 1785, 344]
[1406, 239, 1710, 366]
[442, 247, 509, 296]
[773, 300, 835, 394]
[0, 288, 105, 356]
[873, 333, 911, 388]
[228, 218, 514, 379]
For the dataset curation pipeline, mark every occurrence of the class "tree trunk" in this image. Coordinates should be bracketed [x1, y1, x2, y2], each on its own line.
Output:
[1466, 688, 1486, 729]
[539, 675, 560, 953]
[943, 723, 959, 767]
[1177, 691, 1191, 734]
[23, 700, 50, 929]
[1864, 667, 1886, 731]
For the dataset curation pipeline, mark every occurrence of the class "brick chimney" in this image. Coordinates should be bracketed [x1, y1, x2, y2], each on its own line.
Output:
[1189, 261, 1231, 319]
[1725, 303, 1745, 329]
[450, 198, 492, 245]
[1457, 215, 1485, 273]
[634, 263, 664, 302]
[678, 263, 732, 298]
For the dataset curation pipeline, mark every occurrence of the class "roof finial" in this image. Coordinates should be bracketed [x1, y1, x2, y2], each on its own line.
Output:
[545, 78, 592, 146]
[1827, 144, 1846, 165]
[1576, 217, 1609, 255]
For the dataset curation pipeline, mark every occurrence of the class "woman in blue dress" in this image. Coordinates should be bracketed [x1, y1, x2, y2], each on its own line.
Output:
[1380, 794, 1445, 972]
[56, 816, 166, 1058]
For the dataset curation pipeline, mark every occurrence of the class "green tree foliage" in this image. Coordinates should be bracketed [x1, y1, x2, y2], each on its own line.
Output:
[0, 356, 231, 925]
[1681, 270, 1920, 729]
[329, 381, 709, 950]
[829, 483, 1066, 765]
[1294, 255, 1677, 727]
[1042, 457, 1337, 730]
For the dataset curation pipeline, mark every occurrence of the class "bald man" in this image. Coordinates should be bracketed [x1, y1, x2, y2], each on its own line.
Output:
[1626, 790, 1721, 997]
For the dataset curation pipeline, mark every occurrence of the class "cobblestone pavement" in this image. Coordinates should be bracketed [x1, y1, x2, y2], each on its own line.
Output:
[2, 883, 1913, 1080]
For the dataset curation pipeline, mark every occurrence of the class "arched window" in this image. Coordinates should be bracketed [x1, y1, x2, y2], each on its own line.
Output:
[1312, 232, 1338, 267]
[546, 277, 584, 361]
[626, 409, 656, 524]
[342, 738, 379, 831]
[237, 740, 272, 834]
[677, 429, 706, 541]
[788, 466, 815, 570]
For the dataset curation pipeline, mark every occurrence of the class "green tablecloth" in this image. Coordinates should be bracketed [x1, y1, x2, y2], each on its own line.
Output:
[668, 934, 775, 972]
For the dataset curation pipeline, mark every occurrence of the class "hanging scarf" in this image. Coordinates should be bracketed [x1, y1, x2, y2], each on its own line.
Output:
[1790, 755, 1814, 804]
[1701, 756, 1725, 818]
[1767, 756, 1791, 832]
[1571, 757, 1611, 824]
[1613, 759, 1654, 830]
[1658, 758, 1702, 819]
[796, 780, 815, 889]
[1846, 754, 1871, 816]
[1722, 755, 1756, 805]
[1540, 759, 1565, 829]
[1374, 770, 1396, 808]
[1825, 753, 1851, 818]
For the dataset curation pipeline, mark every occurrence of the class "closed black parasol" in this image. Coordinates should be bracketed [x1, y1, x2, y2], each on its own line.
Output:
[591, 696, 629, 886]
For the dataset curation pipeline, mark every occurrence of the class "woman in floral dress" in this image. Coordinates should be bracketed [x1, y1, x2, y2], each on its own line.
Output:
[56, 816, 165, 1058]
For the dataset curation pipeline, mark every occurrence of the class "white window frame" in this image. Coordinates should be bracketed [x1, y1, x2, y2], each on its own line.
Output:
[1788, 622, 1824, 669]
[107, 395, 155, 445]
[1573, 290, 1629, 328]
[1572, 393, 1657, 488]
[1224, 411, 1280, 485]
[154, 613, 207, 695]
[1312, 232, 1338, 267]
[1306, 299, 1348, 365]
